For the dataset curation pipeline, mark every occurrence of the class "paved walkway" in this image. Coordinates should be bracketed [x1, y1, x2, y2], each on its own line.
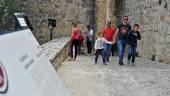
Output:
[58, 55, 170, 96]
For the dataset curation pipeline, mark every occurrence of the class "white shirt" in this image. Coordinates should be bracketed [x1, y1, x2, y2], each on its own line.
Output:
[95, 37, 105, 49]
[90, 29, 93, 36]
[87, 29, 94, 41]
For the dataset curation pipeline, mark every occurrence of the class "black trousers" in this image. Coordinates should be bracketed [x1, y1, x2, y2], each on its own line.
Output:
[86, 40, 92, 54]
[71, 39, 79, 59]
[95, 49, 104, 63]
[111, 43, 118, 56]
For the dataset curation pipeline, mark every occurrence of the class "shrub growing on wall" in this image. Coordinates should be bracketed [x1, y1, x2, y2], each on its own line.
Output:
[0, 0, 15, 31]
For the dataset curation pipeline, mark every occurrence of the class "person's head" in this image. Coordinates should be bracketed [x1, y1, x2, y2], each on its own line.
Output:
[123, 16, 128, 25]
[133, 24, 139, 32]
[107, 21, 112, 28]
[98, 32, 103, 37]
[87, 25, 91, 30]
[73, 22, 77, 27]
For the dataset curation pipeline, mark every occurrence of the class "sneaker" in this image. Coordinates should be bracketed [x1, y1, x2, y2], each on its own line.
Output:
[68, 58, 74, 61]
[119, 63, 124, 66]
[127, 60, 130, 65]
[103, 62, 107, 65]
[73, 58, 76, 61]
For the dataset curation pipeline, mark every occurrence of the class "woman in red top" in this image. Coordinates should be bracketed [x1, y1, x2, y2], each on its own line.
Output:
[69, 23, 80, 61]
[102, 21, 116, 65]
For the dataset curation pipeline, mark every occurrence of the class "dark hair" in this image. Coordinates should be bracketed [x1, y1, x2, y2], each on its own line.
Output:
[87, 25, 90, 28]
[73, 22, 77, 27]
[107, 21, 111, 24]
[107, 21, 112, 27]
[134, 24, 139, 28]
[98, 32, 102, 36]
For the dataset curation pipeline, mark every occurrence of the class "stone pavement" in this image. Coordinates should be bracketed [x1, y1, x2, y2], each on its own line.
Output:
[58, 55, 170, 96]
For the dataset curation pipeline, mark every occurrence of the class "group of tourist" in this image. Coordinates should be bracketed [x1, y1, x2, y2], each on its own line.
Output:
[69, 16, 141, 66]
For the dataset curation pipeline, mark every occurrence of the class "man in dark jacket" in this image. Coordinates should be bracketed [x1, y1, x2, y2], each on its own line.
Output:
[127, 24, 141, 66]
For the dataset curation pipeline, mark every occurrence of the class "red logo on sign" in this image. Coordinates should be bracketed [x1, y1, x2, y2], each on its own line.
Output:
[0, 63, 8, 93]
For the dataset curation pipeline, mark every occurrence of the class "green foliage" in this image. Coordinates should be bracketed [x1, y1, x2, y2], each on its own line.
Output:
[0, 0, 15, 31]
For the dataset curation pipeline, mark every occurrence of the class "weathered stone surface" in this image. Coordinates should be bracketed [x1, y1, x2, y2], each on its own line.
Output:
[15, 0, 95, 44]
[95, 0, 107, 37]
[1, 0, 169, 64]
[115, 0, 170, 64]
[41, 37, 70, 69]
[95, 0, 117, 38]
[58, 55, 170, 96]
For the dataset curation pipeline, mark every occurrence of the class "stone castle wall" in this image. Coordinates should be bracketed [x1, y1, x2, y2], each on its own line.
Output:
[1, 0, 170, 63]
[95, 0, 107, 35]
[115, 0, 170, 63]
[16, 0, 95, 44]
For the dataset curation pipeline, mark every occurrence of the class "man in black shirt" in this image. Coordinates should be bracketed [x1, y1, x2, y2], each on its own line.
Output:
[114, 16, 132, 65]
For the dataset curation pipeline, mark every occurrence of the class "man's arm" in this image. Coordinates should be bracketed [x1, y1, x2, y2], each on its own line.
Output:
[127, 31, 132, 45]
[126, 31, 132, 49]
[113, 28, 119, 44]
[129, 24, 132, 31]
[137, 32, 141, 40]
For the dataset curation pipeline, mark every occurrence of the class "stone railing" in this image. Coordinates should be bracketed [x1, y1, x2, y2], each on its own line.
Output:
[41, 37, 70, 70]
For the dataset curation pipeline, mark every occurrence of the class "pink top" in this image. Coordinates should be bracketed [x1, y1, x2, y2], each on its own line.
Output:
[71, 27, 80, 40]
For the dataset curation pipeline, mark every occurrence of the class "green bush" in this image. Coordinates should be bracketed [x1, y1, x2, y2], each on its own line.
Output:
[0, 0, 15, 31]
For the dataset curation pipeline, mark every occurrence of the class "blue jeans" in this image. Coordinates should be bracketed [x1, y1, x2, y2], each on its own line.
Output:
[128, 46, 137, 63]
[103, 43, 112, 63]
[117, 40, 126, 64]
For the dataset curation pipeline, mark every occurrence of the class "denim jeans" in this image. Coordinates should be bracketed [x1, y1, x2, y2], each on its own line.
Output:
[128, 46, 137, 63]
[103, 43, 112, 63]
[117, 40, 126, 64]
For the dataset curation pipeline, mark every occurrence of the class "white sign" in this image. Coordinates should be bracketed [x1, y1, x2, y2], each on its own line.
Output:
[17, 18, 27, 27]
[0, 29, 70, 96]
